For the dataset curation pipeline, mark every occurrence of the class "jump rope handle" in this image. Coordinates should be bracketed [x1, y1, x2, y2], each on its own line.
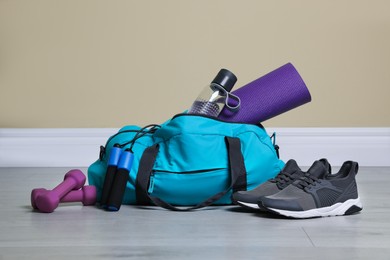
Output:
[100, 144, 122, 208]
[106, 148, 134, 211]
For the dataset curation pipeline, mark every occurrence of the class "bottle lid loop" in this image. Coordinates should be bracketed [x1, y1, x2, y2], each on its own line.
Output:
[211, 83, 241, 112]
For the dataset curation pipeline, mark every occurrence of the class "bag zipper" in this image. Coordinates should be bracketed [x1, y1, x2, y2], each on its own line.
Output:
[100, 114, 268, 161]
[152, 168, 225, 174]
[171, 113, 265, 129]
[147, 168, 226, 194]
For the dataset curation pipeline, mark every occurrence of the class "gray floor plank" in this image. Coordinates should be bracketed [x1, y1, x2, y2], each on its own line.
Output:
[0, 167, 389, 259]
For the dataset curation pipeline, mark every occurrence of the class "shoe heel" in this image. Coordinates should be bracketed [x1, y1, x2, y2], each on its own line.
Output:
[345, 205, 363, 215]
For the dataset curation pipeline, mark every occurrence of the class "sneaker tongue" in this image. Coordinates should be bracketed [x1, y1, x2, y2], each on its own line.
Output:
[283, 159, 300, 173]
[307, 160, 328, 178]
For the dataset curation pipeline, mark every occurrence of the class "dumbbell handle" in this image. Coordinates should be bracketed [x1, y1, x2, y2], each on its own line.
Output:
[52, 174, 84, 198]
[61, 185, 96, 205]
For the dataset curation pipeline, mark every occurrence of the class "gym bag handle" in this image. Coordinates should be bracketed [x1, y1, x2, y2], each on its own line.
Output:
[135, 137, 247, 211]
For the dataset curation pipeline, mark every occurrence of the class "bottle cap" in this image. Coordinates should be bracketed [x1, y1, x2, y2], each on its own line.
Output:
[211, 69, 237, 92]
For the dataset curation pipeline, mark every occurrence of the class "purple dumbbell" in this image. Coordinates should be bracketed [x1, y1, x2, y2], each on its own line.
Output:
[34, 169, 86, 213]
[31, 186, 97, 209]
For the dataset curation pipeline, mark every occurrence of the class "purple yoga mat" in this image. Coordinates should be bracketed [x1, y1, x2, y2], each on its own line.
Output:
[219, 63, 311, 123]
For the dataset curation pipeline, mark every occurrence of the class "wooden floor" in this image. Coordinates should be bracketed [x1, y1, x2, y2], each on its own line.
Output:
[0, 166, 389, 259]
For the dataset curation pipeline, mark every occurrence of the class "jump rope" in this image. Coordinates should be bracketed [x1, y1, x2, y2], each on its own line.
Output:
[100, 124, 161, 211]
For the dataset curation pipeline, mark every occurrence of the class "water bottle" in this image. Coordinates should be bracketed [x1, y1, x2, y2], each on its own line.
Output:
[188, 69, 240, 117]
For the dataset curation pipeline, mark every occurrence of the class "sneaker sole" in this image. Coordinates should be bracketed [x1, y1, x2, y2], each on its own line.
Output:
[263, 198, 363, 219]
[236, 201, 262, 210]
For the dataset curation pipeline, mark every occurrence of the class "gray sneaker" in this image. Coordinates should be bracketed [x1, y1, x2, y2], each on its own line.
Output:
[259, 160, 362, 218]
[232, 159, 330, 209]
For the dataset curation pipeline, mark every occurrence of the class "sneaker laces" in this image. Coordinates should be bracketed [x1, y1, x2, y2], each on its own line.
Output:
[272, 170, 299, 187]
[294, 173, 321, 190]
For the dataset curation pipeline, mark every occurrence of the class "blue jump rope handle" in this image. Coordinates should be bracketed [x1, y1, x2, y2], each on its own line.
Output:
[107, 149, 134, 211]
[100, 145, 122, 208]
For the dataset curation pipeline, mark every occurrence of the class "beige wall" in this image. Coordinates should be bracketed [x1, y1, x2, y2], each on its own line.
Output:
[0, 0, 389, 128]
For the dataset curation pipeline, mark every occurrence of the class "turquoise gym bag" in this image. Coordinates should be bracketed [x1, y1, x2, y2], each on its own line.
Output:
[88, 114, 284, 210]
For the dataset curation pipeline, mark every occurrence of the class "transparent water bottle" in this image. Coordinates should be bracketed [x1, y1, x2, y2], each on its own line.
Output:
[188, 69, 239, 117]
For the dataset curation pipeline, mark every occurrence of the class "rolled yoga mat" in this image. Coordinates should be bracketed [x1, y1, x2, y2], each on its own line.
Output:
[218, 63, 311, 124]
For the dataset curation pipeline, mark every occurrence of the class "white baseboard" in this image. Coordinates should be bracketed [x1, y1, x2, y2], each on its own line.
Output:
[0, 128, 389, 167]
[267, 128, 390, 167]
[0, 128, 118, 168]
